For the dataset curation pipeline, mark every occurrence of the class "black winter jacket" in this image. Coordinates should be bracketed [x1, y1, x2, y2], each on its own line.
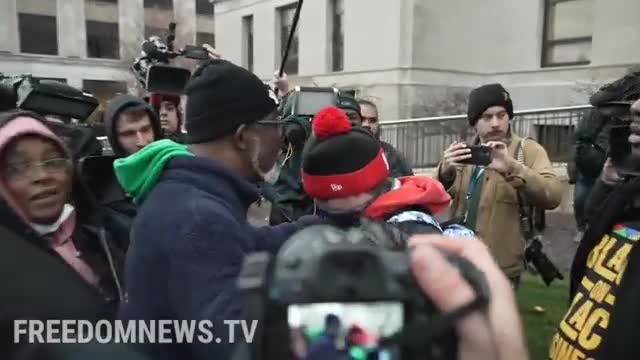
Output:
[569, 177, 640, 360]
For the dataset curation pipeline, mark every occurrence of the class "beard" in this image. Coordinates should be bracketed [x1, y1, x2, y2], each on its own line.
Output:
[249, 136, 283, 184]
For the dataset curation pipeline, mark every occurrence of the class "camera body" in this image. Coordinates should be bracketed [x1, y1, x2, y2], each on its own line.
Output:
[232, 223, 490, 360]
[131, 23, 209, 95]
[280, 86, 339, 148]
[285, 86, 340, 117]
[280, 86, 339, 150]
[524, 236, 564, 286]
[0, 74, 98, 120]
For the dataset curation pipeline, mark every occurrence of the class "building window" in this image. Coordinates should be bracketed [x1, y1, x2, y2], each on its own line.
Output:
[86, 0, 119, 59]
[196, 0, 214, 51]
[542, 0, 594, 67]
[83, 80, 128, 125]
[196, 0, 214, 16]
[18, 14, 58, 55]
[86, 21, 120, 59]
[537, 124, 575, 161]
[331, 0, 344, 72]
[145, 0, 174, 42]
[243, 16, 254, 72]
[278, 3, 299, 75]
[144, 0, 173, 10]
[196, 32, 215, 47]
[145, 26, 167, 39]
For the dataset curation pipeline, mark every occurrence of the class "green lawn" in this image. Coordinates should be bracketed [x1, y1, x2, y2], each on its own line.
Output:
[517, 274, 570, 360]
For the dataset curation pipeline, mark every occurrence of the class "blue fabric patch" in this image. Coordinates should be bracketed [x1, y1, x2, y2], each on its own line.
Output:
[386, 211, 476, 239]
[387, 211, 444, 232]
[442, 224, 476, 238]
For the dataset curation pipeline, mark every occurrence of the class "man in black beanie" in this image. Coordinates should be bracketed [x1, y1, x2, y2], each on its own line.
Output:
[301, 105, 474, 238]
[336, 94, 414, 178]
[117, 59, 321, 360]
[358, 98, 414, 178]
[436, 83, 563, 288]
[336, 93, 364, 125]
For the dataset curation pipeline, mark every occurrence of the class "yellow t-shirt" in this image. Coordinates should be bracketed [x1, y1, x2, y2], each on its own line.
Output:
[549, 223, 640, 360]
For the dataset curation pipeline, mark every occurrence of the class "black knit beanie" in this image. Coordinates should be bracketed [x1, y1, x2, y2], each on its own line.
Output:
[302, 106, 389, 200]
[467, 83, 514, 126]
[337, 93, 361, 114]
[184, 59, 279, 143]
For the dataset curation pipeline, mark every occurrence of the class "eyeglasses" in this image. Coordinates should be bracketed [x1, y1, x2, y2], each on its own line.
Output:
[5, 158, 71, 180]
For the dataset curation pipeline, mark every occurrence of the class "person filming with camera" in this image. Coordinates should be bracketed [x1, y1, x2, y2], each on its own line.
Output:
[549, 96, 640, 360]
[437, 83, 563, 289]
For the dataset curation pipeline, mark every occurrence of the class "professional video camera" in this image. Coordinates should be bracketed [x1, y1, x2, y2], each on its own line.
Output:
[131, 22, 210, 95]
[232, 221, 490, 360]
[0, 74, 102, 159]
[264, 86, 341, 224]
[280, 86, 340, 148]
[0, 74, 98, 120]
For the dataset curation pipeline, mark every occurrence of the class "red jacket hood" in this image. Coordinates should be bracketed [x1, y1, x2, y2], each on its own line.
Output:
[363, 176, 451, 220]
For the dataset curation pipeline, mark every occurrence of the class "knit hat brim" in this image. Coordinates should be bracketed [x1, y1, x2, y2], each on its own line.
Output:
[467, 83, 514, 126]
[302, 148, 389, 200]
[337, 95, 361, 113]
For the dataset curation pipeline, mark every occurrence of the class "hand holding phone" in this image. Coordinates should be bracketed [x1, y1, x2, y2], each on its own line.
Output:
[458, 145, 493, 166]
[442, 142, 471, 171]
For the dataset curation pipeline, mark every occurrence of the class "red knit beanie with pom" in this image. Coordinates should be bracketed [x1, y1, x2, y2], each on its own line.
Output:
[301, 106, 389, 200]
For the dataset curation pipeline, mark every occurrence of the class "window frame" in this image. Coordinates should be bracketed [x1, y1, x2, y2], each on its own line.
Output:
[541, 0, 593, 68]
[144, 0, 173, 10]
[277, 3, 299, 76]
[196, 32, 215, 48]
[242, 15, 254, 72]
[18, 13, 59, 56]
[331, 0, 344, 72]
[196, 0, 214, 16]
[86, 20, 120, 59]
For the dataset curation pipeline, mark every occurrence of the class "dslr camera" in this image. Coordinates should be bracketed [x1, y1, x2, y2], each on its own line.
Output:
[131, 22, 210, 95]
[231, 221, 490, 360]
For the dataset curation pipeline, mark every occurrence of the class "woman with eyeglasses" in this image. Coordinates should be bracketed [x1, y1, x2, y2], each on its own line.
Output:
[0, 111, 127, 358]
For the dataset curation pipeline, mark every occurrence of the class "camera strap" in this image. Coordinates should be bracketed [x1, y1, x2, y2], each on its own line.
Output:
[514, 138, 536, 241]
[463, 166, 486, 231]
